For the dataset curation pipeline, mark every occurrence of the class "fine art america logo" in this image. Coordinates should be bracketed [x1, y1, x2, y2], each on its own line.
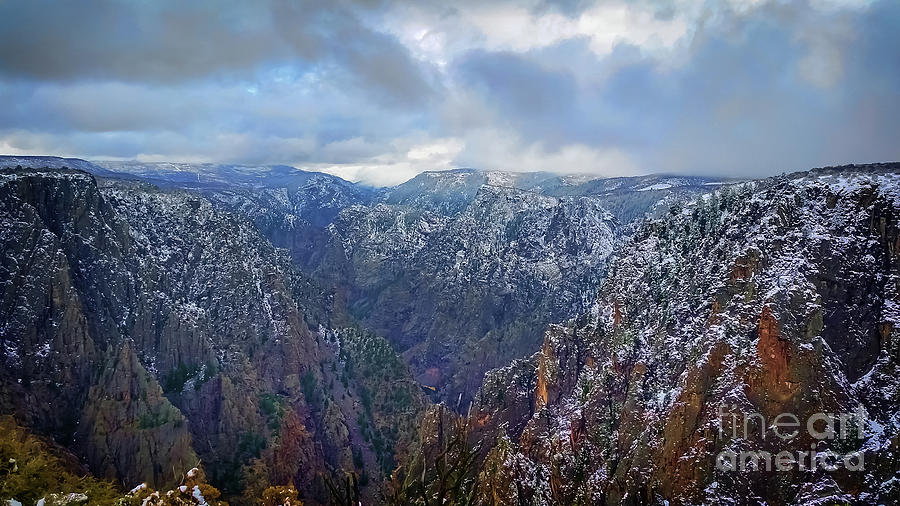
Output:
[716, 404, 867, 472]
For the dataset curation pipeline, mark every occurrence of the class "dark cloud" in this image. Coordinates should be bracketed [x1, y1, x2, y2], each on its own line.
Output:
[532, 0, 594, 17]
[0, 75, 428, 165]
[451, 41, 651, 151]
[455, 50, 586, 147]
[0, 0, 434, 108]
[641, 0, 900, 175]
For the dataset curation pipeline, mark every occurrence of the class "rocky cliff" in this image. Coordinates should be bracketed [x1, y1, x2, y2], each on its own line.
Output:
[407, 163, 900, 505]
[0, 167, 423, 503]
[314, 185, 619, 406]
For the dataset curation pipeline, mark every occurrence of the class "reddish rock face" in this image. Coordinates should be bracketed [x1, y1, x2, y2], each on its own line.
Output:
[654, 340, 731, 503]
[534, 340, 553, 412]
[756, 306, 795, 400]
[730, 252, 759, 282]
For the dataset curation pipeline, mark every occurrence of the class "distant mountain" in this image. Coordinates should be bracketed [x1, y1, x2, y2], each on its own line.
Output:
[385, 168, 729, 223]
[91, 160, 368, 192]
[380, 168, 558, 215]
[0, 155, 120, 177]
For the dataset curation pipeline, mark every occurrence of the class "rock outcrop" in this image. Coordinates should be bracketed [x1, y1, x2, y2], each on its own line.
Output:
[78, 341, 197, 488]
[430, 164, 900, 505]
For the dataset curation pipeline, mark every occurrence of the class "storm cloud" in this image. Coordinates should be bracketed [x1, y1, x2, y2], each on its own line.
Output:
[0, 0, 897, 185]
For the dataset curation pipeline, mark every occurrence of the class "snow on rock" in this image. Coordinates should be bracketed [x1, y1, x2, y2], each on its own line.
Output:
[469, 163, 900, 505]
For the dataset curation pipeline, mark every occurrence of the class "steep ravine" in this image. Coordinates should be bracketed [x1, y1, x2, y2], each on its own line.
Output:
[0, 168, 424, 504]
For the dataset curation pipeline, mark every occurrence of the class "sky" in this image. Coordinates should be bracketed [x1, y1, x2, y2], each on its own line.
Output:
[0, 0, 897, 186]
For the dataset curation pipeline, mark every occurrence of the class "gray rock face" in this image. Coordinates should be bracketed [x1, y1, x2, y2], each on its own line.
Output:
[0, 167, 424, 501]
[315, 185, 620, 406]
[294, 169, 719, 406]
[0, 170, 102, 439]
[2, 158, 720, 413]
[77, 340, 198, 489]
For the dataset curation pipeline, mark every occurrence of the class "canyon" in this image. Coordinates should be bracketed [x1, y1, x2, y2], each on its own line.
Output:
[1, 156, 898, 505]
